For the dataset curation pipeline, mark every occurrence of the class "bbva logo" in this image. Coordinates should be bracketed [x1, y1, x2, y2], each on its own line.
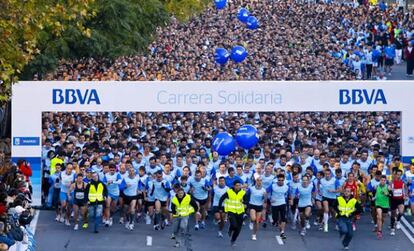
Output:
[339, 89, 387, 105]
[53, 89, 101, 105]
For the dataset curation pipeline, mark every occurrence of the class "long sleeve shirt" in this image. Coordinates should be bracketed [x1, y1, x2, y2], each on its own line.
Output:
[170, 194, 199, 215]
[218, 189, 249, 209]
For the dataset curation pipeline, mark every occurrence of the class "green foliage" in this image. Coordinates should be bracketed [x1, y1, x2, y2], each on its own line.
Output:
[164, 0, 209, 22]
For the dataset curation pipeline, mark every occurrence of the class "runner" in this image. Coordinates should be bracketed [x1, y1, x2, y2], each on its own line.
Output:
[70, 173, 88, 230]
[60, 163, 76, 226]
[122, 167, 141, 231]
[189, 170, 210, 230]
[389, 167, 407, 236]
[212, 176, 228, 238]
[247, 177, 267, 240]
[103, 164, 123, 227]
[268, 173, 289, 240]
[334, 187, 362, 250]
[218, 180, 248, 247]
[289, 172, 301, 230]
[171, 187, 200, 248]
[313, 171, 324, 228]
[319, 169, 340, 232]
[152, 170, 172, 230]
[375, 175, 390, 240]
[294, 175, 314, 236]
[367, 170, 382, 232]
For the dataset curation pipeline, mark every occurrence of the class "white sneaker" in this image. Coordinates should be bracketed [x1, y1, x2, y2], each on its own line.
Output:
[313, 221, 319, 226]
[218, 231, 223, 238]
[119, 217, 124, 224]
[65, 219, 70, 226]
[396, 222, 401, 230]
[60, 217, 65, 223]
[305, 221, 311, 229]
[165, 219, 169, 226]
[252, 234, 257, 241]
[249, 222, 254, 230]
[335, 225, 339, 231]
[109, 218, 113, 227]
[324, 224, 328, 233]
[125, 222, 130, 230]
[55, 215, 61, 222]
[145, 215, 151, 225]
[74, 224, 79, 230]
[194, 224, 199, 230]
[130, 223, 134, 231]
[268, 215, 274, 224]
[300, 228, 306, 236]
[390, 229, 396, 236]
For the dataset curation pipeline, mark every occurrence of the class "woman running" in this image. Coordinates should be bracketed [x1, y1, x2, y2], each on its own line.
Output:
[247, 177, 267, 241]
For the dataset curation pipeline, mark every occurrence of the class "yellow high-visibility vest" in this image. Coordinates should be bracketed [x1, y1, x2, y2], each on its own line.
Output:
[337, 197, 356, 217]
[224, 189, 245, 214]
[88, 183, 104, 202]
[171, 194, 195, 217]
[50, 157, 63, 175]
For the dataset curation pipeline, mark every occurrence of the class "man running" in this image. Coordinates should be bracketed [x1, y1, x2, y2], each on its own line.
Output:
[389, 167, 407, 235]
[171, 187, 200, 248]
[319, 169, 340, 232]
[334, 187, 362, 250]
[189, 170, 210, 230]
[212, 176, 228, 238]
[218, 180, 248, 247]
[152, 170, 172, 230]
[103, 164, 123, 227]
[70, 173, 88, 230]
[60, 163, 76, 226]
[268, 174, 289, 240]
[122, 167, 141, 230]
[375, 175, 390, 239]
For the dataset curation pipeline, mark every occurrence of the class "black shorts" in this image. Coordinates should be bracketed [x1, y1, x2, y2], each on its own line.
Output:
[212, 206, 224, 214]
[271, 205, 287, 223]
[155, 199, 167, 207]
[385, 58, 394, 66]
[291, 198, 299, 211]
[146, 201, 155, 207]
[322, 197, 336, 207]
[195, 198, 208, 206]
[249, 204, 263, 212]
[390, 198, 404, 210]
[73, 199, 86, 207]
[137, 193, 144, 201]
[298, 206, 311, 213]
[120, 191, 125, 199]
[124, 195, 137, 205]
[376, 206, 389, 214]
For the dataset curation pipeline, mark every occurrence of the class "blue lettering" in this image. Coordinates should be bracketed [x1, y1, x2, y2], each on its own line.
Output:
[339, 89, 350, 104]
[157, 90, 167, 104]
[339, 89, 387, 105]
[52, 89, 64, 104]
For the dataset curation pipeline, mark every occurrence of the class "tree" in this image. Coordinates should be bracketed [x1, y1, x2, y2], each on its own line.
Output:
[163, 0, 209, 22]
[0, 0, 95, 102]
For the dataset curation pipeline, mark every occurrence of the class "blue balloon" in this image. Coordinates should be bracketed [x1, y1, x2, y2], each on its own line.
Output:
[246, 16, 258, 30]
[215, 48, 230, 65]
[214, 0, 227, 9]
[237, 8, 250, 23]
[230, 45, 247, 63]
[236, 125, 259, 149]
[212, 132, 236, 156]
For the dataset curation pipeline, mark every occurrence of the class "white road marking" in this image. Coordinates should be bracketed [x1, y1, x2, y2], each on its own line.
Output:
[29, 210, 40, 235]
[146, 235, 153, 246]
[401, 217, 414, 236]
[275, 235, 284, 245]
[400, 223, 414, 245]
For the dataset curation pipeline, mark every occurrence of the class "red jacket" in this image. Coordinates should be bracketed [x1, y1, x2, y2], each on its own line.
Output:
[19, 162, 32, 181]
[404, 47, 414, 61]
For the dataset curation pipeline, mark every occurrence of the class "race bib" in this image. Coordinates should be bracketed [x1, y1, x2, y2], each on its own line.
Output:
[75, 192, 85, 200]
[393, 189, 403, 197]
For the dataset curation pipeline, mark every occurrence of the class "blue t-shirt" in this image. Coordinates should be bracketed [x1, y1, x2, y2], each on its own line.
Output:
[268, 183, 289, 206]
[296, 184, 314, 208]
[248, 186, 266, 206]
[189, 177, 209, 200]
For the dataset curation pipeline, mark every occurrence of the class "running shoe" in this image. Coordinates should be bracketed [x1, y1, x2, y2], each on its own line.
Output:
[352, 223, 356, 231]
[109, 218, 113, 227]
[153, 224, 160, 231]
[280, 232, 287, 240]
[65, 219, 70, 226]
[74, 224, 79, 231]
[324, 224, 329, 232]
[82, 223, 88, 229]
[252, 234, 257, 241]
[377, 231, 383, 240]
[218, 231, 223, 238]
[396, 221, 401, 230]
[305, 220, 311, 229]
[105, 220, 109, 227]
[300, 228, 306, 236]
[125, 222, 130, 230]
[130, 223, 134, 231]
[55, 215, 61, 222]
[200, 221, 206, 229]
[145, 215, 151, 225]
[390, 228, 395, 236]
[262, 222, 267, 228]
[170, 234, 176, 240]
[249, 222, 254, 230]
[164, 219, 169, 227]
[174, 242, 180, 248]
[194, 224, 199, 231]
[343, 246, 349, 250]
[313, 220, 319, 226]
[60, 217, 65, 223]
[119, 217, 124, 224]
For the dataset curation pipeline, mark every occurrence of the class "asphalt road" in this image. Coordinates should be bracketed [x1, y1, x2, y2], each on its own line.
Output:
[33, 209, 414, 251]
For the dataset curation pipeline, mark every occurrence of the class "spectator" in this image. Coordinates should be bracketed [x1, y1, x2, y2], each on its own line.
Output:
[404, 42, 414, 76]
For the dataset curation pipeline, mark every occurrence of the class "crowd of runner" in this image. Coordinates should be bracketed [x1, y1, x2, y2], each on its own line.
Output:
[29, 0, 414, 82]
[40, 111, 414, 248]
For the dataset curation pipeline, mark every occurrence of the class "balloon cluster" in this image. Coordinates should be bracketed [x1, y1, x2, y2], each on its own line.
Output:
[213, 1, 259, 65]
[212, 125, 259, 156]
